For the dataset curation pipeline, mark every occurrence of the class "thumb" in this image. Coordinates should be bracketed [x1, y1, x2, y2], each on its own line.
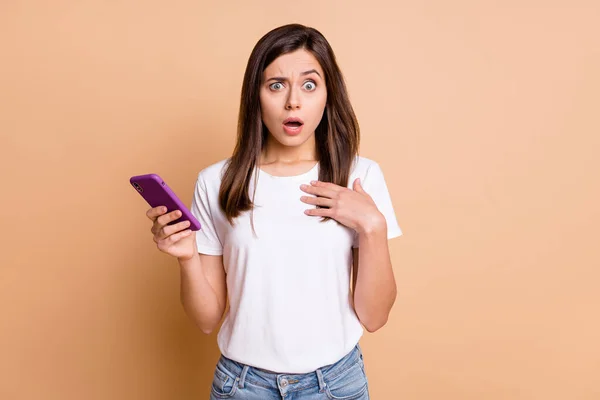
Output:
[353, 178, 364, 192]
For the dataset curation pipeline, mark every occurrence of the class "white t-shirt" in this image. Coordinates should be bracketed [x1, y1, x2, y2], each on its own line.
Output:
[190, 155, 402, 373]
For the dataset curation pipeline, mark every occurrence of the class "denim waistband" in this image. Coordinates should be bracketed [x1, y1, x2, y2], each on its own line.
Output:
[216, 343, 363, 391]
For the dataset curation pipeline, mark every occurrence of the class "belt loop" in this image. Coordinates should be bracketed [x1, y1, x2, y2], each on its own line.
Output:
[315, 368, 327, 392]
[239, 365, 249, 388]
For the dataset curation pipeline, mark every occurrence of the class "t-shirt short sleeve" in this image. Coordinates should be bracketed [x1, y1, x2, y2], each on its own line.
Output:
[190, 174, 223, 255]
[352, 162, 403, 248]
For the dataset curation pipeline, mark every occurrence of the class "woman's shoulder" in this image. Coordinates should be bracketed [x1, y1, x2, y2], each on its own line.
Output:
[351, 155, 379, 175]
[196, 157, 231, 187]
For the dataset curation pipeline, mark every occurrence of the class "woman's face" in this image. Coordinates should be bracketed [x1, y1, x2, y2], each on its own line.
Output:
[260, 49, 327, 150]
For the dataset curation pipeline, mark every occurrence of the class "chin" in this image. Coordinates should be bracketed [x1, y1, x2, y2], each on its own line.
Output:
[283, 133, 312, 145]
[270, 130, 309, 144]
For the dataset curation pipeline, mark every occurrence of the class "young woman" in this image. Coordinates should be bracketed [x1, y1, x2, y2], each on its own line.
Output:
[147, 23, 402, 400]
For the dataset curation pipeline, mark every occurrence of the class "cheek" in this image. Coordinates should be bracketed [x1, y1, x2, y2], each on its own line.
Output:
[259, 95, 275, 121]
[307, 95, 327, 123]
[319, 90, 328, 110]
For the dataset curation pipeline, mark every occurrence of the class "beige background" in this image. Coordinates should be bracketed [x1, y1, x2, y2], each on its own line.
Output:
[1, 1, 599, 399]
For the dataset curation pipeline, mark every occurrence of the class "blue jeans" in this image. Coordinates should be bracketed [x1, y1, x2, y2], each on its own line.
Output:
[210, 343, 370, 399]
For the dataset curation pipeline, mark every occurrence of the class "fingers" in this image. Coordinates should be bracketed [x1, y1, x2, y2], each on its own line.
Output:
[156, 209, 183, 227]
[156, 228, 193, 250]
[146, 206, 167, 221]
[304, 207, 335, 217]
[146, 206, 193, 258]
[300, 195, 333, 208]
[301, 181, 340, 199]
[148, 207, 183, 236]
[153, 219, 191, 242]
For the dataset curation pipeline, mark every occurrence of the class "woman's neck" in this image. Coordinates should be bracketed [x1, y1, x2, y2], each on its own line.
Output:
[260, 137, 317, 164]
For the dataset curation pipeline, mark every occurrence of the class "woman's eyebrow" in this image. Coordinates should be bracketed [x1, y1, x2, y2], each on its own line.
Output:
[266, 69, 322, 82]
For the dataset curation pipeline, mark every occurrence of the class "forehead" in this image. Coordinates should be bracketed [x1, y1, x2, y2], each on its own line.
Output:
[263, 49, 324, 77]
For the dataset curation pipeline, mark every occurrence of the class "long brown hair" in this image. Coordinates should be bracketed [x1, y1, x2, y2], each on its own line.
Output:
[219, 23, 360, 227]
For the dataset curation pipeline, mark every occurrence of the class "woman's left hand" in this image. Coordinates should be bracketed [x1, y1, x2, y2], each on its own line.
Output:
[300, 178, 386, 234]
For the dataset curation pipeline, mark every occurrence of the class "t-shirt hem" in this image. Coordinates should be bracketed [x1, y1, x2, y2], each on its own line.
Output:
[388, 226, 403, 240]
[196, 244, 223, 256]
[351, 227, 403, 248]
[217, 330, 365, 374]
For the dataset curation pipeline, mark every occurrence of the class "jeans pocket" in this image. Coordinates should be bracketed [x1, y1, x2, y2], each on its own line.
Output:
[211, 360, 239, 398]
[324, 361, 369, 400]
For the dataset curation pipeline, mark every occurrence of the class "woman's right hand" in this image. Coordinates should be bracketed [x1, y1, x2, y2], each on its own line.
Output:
[147, 206, 196, 261]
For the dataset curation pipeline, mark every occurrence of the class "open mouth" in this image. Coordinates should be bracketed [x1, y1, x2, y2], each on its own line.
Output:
[282, 117, 304, 135]
[283, 117, 304, 127]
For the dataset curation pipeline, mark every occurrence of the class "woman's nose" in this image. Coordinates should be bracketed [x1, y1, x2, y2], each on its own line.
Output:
[285, 89, 301, 110]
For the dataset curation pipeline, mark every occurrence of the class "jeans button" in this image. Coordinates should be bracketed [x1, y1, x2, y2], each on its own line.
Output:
[281, 379, 288, 387]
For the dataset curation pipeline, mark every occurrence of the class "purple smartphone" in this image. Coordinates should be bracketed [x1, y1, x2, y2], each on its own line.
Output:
[129, 173, 201, 231]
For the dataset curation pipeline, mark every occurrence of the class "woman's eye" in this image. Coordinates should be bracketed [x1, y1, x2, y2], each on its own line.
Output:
[269, 82, 284, 90]
[303, 81, 316, 91]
